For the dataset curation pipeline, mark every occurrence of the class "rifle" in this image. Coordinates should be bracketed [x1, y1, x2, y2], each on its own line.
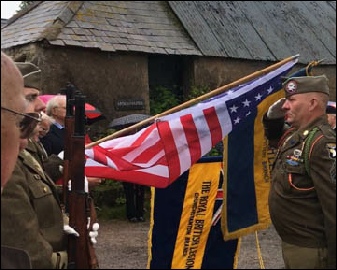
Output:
[62, 85, 99, 269]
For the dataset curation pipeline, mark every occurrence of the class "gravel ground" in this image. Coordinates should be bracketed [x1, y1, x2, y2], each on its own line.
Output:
[236, 226, 284, 269]
[95, 219, 284, 269]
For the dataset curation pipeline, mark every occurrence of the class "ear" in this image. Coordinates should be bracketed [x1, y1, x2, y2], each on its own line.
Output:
[309, 98, 318, 112]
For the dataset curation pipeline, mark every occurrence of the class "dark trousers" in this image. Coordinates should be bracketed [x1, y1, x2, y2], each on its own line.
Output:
[122, 183, 145, 220]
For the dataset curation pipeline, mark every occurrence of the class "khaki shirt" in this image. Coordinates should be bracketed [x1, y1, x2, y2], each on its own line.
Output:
[1, 149, 67, 269]
[268, 115, 336, 268]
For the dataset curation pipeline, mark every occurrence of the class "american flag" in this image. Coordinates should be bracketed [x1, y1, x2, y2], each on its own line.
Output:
[84, 57, 298, 188]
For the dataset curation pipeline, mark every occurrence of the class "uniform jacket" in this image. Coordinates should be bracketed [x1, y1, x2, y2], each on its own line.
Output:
[265, 115, 336, 268]
[27, 140, 64, 183]
[40, 124, 65, 156]
[1, 245, 32, 269]
[27, 139, 48, 166]
[1, 149, 67, 269]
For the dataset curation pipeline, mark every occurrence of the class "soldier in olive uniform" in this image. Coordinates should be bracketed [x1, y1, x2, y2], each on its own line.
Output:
[263, 75, 336, 269]
[1, 62, 69, 268]
[1, 147, 68, 269]
[28, 114, 64, 184]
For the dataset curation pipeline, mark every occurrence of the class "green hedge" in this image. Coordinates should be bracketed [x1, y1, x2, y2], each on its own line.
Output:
[90, 180, 151, 220]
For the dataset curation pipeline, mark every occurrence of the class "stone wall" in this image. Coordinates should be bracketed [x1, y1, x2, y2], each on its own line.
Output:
[192, 57, 336, 101]
[4, 44, 336, 124]
[5, 44, 150, 123]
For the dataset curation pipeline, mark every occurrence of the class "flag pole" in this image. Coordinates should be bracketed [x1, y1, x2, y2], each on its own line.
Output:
[86, 54, 298, 148]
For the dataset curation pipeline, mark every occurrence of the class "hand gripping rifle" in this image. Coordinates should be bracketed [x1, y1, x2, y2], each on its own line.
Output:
[63, 85, 99, 269]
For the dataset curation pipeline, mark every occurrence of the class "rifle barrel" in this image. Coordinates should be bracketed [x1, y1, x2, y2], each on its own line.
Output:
[66, 89, 99, 269]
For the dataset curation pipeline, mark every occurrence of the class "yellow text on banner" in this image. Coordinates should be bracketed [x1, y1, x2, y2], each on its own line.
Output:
[171, 161, 222, 269]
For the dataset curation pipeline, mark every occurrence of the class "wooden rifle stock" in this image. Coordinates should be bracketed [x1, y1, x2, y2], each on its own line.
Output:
[63, 87, 99, 269]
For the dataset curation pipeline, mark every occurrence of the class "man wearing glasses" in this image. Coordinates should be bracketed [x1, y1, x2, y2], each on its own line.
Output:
[1, 52, 39, 268]
[1, 61, 69, 269]
[1, 52, 40, 192]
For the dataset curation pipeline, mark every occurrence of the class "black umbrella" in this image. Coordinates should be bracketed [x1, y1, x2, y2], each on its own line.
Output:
[108, 114, 152, 130]
[326, 101, 336, 114]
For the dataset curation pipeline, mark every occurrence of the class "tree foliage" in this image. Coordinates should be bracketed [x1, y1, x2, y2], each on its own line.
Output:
[18, 1, 35, 12]
[149, 86, 181, 115]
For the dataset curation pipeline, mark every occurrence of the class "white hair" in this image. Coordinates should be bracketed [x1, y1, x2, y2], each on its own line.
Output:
[40, 112, 55, 125]
[45, 95, 66, 116]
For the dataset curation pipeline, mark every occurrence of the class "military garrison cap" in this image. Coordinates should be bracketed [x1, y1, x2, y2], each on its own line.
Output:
[283, 75, 330, 98]
[15, 62, 41, 90]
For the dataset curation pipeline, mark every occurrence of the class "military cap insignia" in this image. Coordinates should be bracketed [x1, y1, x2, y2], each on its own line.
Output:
[285, 80, 297, 94]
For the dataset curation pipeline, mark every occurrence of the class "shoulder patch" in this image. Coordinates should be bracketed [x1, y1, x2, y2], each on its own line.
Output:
[327, 143, 336, 184]
[326, 143, 336, 159]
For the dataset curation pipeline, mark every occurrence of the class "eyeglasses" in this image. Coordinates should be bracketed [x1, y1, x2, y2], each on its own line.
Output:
[1, 106, 41, 139]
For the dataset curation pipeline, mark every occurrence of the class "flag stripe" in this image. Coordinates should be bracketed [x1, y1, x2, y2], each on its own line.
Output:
[204, 106, 223, 147]
[157, 120, 182, 180]
[179, 113, 200, 169]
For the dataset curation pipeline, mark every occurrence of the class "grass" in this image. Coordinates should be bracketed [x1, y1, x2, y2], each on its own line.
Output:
[96, 204, 127, 220]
